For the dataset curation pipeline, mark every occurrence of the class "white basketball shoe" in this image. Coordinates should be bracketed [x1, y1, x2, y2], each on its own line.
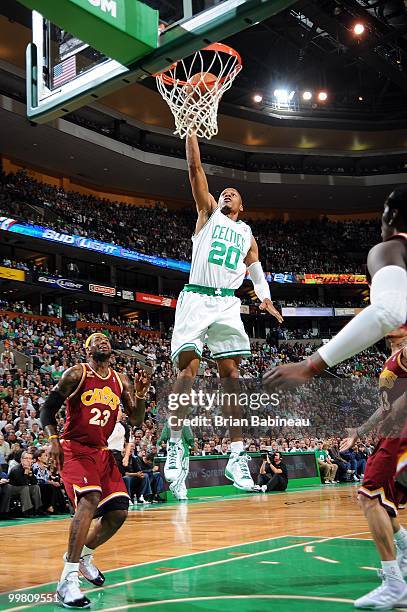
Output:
[225, 452, 256, 491]
[56, 572, 90, 609]
[164, 440, 185, 483]
[170, 480, 188, 500]
[354, 569, 407, 609]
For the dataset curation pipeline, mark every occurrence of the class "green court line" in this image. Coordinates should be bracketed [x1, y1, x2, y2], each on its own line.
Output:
[1, 534, 377, 612]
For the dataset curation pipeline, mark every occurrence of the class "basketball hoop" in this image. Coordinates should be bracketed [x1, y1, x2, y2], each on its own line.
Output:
[155, 43, 242, 140]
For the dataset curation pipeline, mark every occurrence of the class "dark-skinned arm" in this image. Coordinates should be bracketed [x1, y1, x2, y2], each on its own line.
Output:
[264, 239, 407, 389]
[245, 236, 283, 324]
[341, 389, 407, 452]
[40, 364, 83, 471]
[186, 133, 217, 234]
[119, 370, 151, 428]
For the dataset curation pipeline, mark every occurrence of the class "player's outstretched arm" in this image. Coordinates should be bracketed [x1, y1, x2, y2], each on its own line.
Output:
[40, 364, 84, 471]
[119, 370, 151, 428]
[186, 132, 217, 232]
[264, 239, 407, 388]
[245, 236, 283, 324]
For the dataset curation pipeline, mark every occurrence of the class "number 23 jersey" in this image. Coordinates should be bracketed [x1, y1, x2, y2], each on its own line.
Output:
[62, 363, 123, 448]
[189, 206, 252, 289]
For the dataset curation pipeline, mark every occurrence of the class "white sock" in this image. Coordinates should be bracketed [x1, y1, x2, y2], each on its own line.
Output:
[61, 561, 80, 582]
[170, 430, 182, 442]
[394, 526, 407, 550]
[81, 544, 94, 558]
[381, 560, 403, 580]
[230, 441, 244, 454]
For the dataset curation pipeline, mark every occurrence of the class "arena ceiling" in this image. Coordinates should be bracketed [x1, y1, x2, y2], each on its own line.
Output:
[2, 1, 407, 130]
[0, 1, 406, 211]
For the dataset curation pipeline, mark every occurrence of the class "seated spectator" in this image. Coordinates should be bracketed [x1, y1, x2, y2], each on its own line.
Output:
[257, 452, 288, 492]
[5, 450, 42, 516]
[328, 441, 351, 482]
[32, 448, 60, 514]
[315, 441, 338, 484]
[157, 440, 167, 457]
[0, 432, 10, 470]
[0, 468, 10, 518]
[340, 446, 359, 481]
[138, 449, 165, 502]
[355, 444, 367, 478]
[123, 444, 151, 504]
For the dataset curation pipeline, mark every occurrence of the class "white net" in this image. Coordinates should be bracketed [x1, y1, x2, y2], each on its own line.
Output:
[155, 43, 242, 140]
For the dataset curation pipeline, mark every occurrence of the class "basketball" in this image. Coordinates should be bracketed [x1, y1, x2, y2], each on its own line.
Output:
[187, 71, 218, 94]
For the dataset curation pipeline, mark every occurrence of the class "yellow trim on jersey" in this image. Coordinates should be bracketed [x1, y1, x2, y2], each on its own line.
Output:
[67, 363, 86, 400]
[72, 484, 102, 508]
[396, 450, 407, 474]
[397, 351, 407, 373]
[113, 370, 123, 395]
[97, 491, 130, 508]
[358, 485, 398, 514]
[87, 364, 112, 381]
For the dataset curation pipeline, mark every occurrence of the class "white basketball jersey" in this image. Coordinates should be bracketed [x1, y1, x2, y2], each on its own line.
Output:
[189, 207, 252, 290]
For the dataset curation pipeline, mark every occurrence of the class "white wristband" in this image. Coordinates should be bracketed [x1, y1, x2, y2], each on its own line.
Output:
[248, 261, 271, 302]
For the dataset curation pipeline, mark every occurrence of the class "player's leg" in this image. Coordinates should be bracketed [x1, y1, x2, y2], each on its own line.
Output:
[391, 462, 407, 577]
[218, 357, 256, 492]
[85, 509, 128, 548]
[164, 350, 200, 483]
[354, 440, 407, 609]
[57, 490, 101, 608]
[207, 298, 253, 491]
[77, 450, 130, 587]
[170, 454, 190, 500]
[168, 289, 207, 483]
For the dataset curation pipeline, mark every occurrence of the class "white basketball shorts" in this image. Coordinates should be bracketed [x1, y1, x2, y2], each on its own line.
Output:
[171, 290, 251, 365]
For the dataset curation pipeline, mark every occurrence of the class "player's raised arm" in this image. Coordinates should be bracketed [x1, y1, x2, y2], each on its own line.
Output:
[40, 364, 84, 471]
[186, 133, 217, 227]
[119, 370, 151, 428]
[264, 238, 407, 388]
[245, 236, 283, 324]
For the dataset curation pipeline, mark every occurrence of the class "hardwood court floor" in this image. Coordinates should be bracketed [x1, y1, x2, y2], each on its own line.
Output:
[0, 484, 387, 611]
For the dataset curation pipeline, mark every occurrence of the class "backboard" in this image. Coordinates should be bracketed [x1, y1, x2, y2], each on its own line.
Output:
[25, 0, 298, 123]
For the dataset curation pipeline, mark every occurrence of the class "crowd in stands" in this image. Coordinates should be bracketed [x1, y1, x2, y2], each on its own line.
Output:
[0, 301, 386, 517]
[0, 170, 380, 273]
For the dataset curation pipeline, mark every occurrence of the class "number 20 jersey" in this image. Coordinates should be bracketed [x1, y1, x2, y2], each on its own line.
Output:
[62, 363, 123, 448]
[189, 206, 252, 290]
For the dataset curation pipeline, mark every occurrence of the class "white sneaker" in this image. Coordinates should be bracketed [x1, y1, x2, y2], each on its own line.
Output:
[396, 543, 407, 578]
[225, 452, 255, 491]
[56, 571, 90, 609]
[164, 440, 185, 483]
[63, 552, 105, 588]
[79, 554, 105, 587]
[170, 481, 188, 500]
[354, 569, 407, 609]
[138, 495, 151, 504]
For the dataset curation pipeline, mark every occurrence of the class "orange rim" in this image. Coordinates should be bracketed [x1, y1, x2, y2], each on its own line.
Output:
[154, 42, 242, 87]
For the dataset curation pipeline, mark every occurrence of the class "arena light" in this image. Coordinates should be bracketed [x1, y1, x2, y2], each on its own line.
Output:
[302, 91, 312, 101]
[353, 23, 365, 36]
[253, 94, 263, 103]
[317, 91, 328, 102]
[273, 89, 295, 103]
